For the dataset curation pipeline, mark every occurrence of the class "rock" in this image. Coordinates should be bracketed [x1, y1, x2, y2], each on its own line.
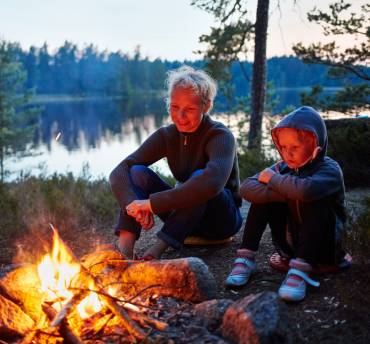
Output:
[81, 250, 217, 302]
[221, 292, 292, 344]
[0, 294, 34, 337]
[0, 264, 44, 321]
[194, 299, 233, 331]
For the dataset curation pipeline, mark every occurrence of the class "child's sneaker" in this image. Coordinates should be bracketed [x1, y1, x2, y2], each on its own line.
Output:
[225, 249, 257, 287]
[278, 259, 320, 302]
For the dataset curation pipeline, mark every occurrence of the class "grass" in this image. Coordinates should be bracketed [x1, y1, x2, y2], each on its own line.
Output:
[0, 173, 118, 262]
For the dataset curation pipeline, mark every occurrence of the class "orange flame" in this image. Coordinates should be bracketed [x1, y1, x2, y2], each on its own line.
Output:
[37, 226, 102, 317]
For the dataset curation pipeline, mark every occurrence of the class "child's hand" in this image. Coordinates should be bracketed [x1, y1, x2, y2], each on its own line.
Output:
[258, 168, 276, 184]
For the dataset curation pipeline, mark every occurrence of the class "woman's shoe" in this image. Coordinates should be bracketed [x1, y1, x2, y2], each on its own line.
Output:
[225, 257, 257, 287]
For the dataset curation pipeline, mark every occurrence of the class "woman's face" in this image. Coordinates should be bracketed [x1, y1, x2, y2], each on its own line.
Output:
[169, 87, 209, 133]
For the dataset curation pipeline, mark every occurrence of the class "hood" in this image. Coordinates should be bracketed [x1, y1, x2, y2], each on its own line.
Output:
[271, 106, 328, 165]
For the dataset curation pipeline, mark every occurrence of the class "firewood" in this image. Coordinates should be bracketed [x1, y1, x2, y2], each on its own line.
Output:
[17, 314, 47, 344]
[49, 291, 87, 328]
[127, 310, 168, 331]
[42, 302, 83, 344]
[0, 264, 44, 321]
[81, 249, 217, 302]
[49, 227, 149, 341]
[0, 294, 34, 339]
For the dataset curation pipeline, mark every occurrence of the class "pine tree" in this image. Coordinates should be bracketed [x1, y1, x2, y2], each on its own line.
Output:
[293, 1, 369, 113]
[0, 41, 40, 182]
[192, 0, 270, 149]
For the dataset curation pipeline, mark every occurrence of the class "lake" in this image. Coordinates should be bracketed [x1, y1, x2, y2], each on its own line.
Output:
[6, 87, 349, 180]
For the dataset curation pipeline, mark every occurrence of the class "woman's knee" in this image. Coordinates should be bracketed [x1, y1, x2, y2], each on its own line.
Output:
[130, 165, 152, 187]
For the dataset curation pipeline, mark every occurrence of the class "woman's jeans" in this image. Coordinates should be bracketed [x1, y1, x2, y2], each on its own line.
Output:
[241, 201, 343, 265]
[114, 165, 243, 249]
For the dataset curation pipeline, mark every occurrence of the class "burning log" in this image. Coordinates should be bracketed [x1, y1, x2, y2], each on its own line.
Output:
[0, 294, 34, 338]
[82, 249, 217, 302]
[0, 264, 44, 321]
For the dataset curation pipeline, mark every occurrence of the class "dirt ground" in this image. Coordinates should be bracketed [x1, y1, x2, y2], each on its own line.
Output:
[131, 189, 370, 344]
[1, 189, 369, 343]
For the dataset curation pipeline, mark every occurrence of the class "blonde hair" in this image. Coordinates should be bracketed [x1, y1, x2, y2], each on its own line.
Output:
[165, 65, 217, 114]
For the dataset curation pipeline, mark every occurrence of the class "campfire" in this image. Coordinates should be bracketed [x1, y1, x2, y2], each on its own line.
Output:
[0, 225, 222, 343]
[10, 225, 169, 343]
[0, 226, 291, 343]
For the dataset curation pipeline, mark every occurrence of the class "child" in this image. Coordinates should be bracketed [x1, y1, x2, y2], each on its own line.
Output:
[225, 106, 348, 301]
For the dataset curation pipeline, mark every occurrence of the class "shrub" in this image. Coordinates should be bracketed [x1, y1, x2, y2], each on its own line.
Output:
[238, 149, 274, 180]
[345, 196, 370, 261]
[0, 174, 119, 262]
[325, 118, 370, 188]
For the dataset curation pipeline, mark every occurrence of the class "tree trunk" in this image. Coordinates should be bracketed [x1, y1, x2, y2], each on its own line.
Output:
[0, 146, 3, 183]
[248, 0, 269, 149]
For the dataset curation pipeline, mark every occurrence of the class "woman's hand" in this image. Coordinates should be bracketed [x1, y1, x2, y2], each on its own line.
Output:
[258, 168, 276, 184]
[136, 210, 154, 230]
[126, 199, 152, 215]
[126, 199, 154, 230]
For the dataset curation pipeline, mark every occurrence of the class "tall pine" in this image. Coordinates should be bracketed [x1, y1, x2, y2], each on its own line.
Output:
[0, 41, 40, 181]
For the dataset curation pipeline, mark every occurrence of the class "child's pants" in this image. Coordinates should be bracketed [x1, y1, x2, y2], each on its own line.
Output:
[241, 200, 343, 265]
[114, 165, 243, 249]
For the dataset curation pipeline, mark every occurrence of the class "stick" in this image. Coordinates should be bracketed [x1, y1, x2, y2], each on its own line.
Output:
[42, 303, 83, 344]
[50, 291, 87, 327]
[128, 310, 168, 331]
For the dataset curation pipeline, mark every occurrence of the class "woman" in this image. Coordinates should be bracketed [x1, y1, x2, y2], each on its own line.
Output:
[109, 65, 242, 259]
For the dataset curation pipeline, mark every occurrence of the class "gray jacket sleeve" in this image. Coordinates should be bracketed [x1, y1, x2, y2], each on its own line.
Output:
[240, 163, 286, 203]
[267, 160, 343, 202]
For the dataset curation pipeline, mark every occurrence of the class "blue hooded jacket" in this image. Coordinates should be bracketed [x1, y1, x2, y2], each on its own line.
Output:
[241, 106, 346, 245]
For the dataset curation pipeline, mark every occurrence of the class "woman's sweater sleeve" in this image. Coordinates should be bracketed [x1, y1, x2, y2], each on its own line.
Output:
[109, 129, 166, 211]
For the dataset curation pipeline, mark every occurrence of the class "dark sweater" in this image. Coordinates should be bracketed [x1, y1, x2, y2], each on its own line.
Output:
[110, 115, 241, 220]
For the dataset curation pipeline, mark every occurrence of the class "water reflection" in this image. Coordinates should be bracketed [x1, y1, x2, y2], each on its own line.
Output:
[8, 96, 170, 179]
[33, 96, 168, 152]
[7, 88, 350, 180]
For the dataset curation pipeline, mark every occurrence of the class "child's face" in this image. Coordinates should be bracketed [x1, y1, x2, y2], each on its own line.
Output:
[276, 128, 315, 169]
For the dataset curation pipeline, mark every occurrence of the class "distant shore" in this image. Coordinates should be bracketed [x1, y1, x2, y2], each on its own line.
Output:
[31, 91, 164, 104]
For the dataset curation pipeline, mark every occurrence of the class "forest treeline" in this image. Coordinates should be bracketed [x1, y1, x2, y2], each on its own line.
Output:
[10, 41, 361, 97]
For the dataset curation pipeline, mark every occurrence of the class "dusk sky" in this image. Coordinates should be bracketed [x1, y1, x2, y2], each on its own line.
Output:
[0, 0, 363, 60]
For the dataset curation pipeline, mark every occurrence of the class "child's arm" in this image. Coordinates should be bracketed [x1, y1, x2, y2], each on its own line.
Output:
[267, 159, 343, 202]
[240, 163, 286, 203]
